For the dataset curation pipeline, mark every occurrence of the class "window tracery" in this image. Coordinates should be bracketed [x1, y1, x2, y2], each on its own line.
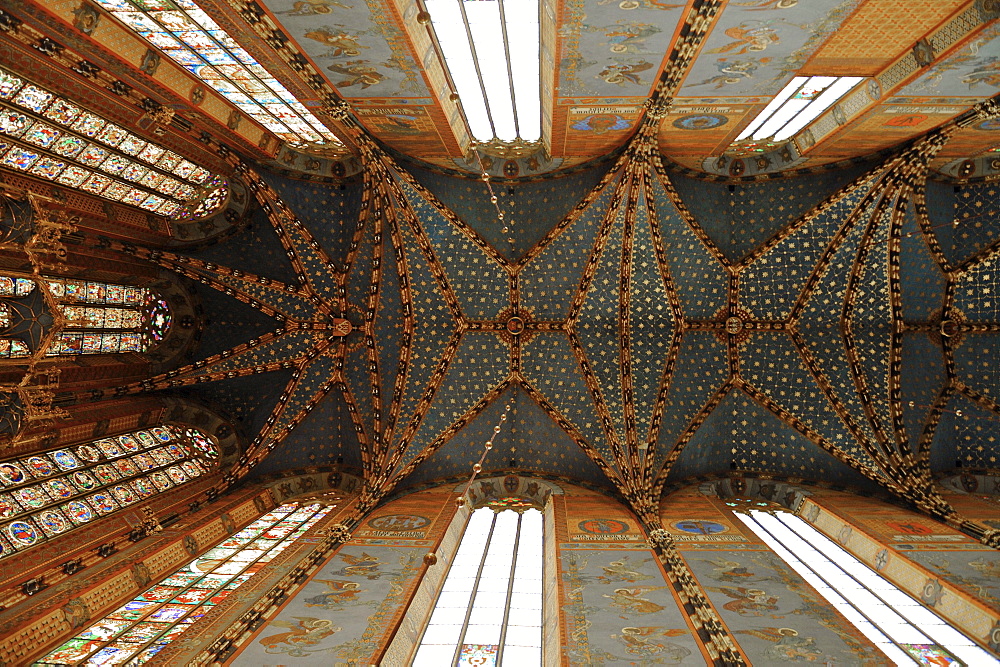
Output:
[730, 502, 999, 666]
[42, 277, 172, 356]
[35, 502, 330, 666]
[0, 67, 227, 220]
[90, 0, 341, 148]
[414, 505, 544, 666]
[0, 424, 218, 559]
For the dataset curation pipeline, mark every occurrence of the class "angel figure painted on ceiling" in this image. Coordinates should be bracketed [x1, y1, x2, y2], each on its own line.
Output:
[258, 617, 341, 655]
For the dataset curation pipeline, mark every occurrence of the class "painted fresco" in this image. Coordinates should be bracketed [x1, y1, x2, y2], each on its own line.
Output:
[259, 0, 430, 98]
[686, 549, 885, 664]
[900, 23, 1000, 97]
[230, 544, 422, 662]
[555, 2, 685, 98]
[561, 548, 701, 664]
[677, 0, 865, 97]
[904, 550, 1000, 612]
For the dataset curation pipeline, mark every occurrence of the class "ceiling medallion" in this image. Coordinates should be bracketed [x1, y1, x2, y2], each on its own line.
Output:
[472, 138, 545, 160]
[725, 316, 744, 335]
[505, 316, 525, 335]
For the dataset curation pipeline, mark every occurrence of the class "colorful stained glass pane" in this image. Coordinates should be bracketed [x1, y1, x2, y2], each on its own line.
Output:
[51, 134, 87, 158]
[0, 110, 31, 136]
[51, 450, 81, 470]
[103, 181, 131, 201]
[151, 426, 172, 442]
[122, 188, 147, 205]
[181, 460, 203, 478]
[93, 465, 119, 484]
[150, 471, 172, 491]
[63, 500, 93, 524]
[0, 71, 22, 98]
[22, 123, 61, 148]
[139, 194, 165, 211]
[56, 165, 90, 186]
[108, 600, 158, 621]
[88, 492, 118, 515]
[138, 170, 165, 189]
[0, 494, 20, 519]
[76, 445, 100, 463]
[119, 621, 170, 642]
[37, 509, 69, 535]
[147, 605, 189, 622]
[70, 470, 97, 490]
[14, 278, 33, 296]
[121, 162, 148, 182]
[117, 434, 141, 453]
[81, 333, 102, 353]
[161, 445, 183, 462]
[155, 177, 181, 196]
[39, 638, 104, 663]
[137, 585, 181, 602]
[118, 332, 143, 351]
[134, 431, 155, 448]
[0, 462, 28, 486]
[29, 156, 66, 179]
[112, 484, 137, 505]
[100, 153, 131, 175]
[95, 440, 124, 458]
[114, 459, 138, 476]
[157, 201, 182, 217]
[77, 618, 131, 640]
[13, 85, 53, 111]
[43, 99, 81, 124]
[15, 486, 49, 508]
[132, 477, 156, 497]
[25, 456, 54, 477]
[137, 143, 165, 164]
[71, 111, 105, 137]
[118, 134, 146, 155]
[81, 173, 112, 194]
[3, 147, 40, 170]
[96, 123, 127, 147]
[44, 479, 75, 500]
[166, 467, 187, 484]
[132, 454, 155, 471]
[156, 151, 182, 171]
[6, 520, 37, 546]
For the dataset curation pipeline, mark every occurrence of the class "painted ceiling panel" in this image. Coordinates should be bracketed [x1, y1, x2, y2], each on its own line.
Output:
[954, 334, 1000, 408]
[955, 249, 1000, 322]
[931, 392, 1000, 472]
[899, 23, 1000, 97]
[346, 201, 378, 316]
[676, 0, 864, 97]
[846, 203, 894, 439]
[392, 219, 459, 444]
[408, 164, 609, 263]
[519, 174, 621, 320]
[394, 176, 508, 320]
[739, 175, 871, 321]
[576, 198, 627, 444]
[900, 332, 947, 452]
[520, 331, 612, 465]
[375, 220, 406, 423]
[803, 0, 968, 76]
[403, 385, 611, 489]
[392, 332, 509, 474]
[899, 200, 947, 322]
[193, 207, 300, 286]
[925, 178, 1000, 269]
[628, 197, 677, 442]
[263, 351, 341, 435]
[651, 331, 730, 474]
[193, 285, 280, 361]
[344, 342, 376, 444]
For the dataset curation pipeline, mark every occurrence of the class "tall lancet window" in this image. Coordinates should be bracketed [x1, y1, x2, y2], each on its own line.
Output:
[731, 504, 999, 666]
[0, 66, 227, 220]
[35, 502, 331, 666]
[414, 500, 544, 666]
[43, 277, 171, 356]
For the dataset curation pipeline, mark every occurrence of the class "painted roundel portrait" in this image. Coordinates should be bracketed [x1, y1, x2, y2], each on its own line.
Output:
[672, 113, 729, 130]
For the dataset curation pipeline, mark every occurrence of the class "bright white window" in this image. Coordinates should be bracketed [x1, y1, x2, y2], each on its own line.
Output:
[733, 507, 999, 666]
[736, 76, 864, 143]
[425, 0, 540, 143]
[414, 506, 543, 666]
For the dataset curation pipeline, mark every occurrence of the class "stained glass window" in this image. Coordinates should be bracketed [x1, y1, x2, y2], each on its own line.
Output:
[731, 507, 1000, 666]
[0, 68, 226, 220]
[0, 425, 218, 561]
[90, 0, 341, 148]
[35, 502, 330, 666]
[40, 276, 171, 356]
[414, 506, 544, 666]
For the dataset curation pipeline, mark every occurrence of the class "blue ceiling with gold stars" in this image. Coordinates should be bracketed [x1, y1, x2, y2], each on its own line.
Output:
[118, 122, 1000, 513]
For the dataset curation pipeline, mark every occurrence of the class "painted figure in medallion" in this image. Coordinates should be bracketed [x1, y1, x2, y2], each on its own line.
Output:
[258, 617, 340, 655]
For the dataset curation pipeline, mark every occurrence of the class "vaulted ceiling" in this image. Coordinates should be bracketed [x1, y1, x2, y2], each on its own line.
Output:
[6, 0, 1000, 520]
